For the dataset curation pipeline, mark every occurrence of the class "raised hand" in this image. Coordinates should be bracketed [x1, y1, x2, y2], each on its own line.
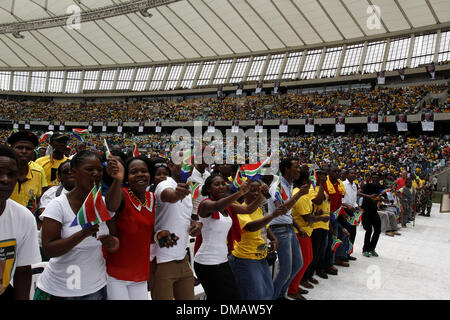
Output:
[298, 183, 310, 196]
[259, 183, 269, 196]
[175, 183, 190, 200]
[106, 156, 125, 182]
[239, 181, 251, 195]
[81, 224, 100, 238]
[272, 204, 288, 218]
[189, 221, 203, 237]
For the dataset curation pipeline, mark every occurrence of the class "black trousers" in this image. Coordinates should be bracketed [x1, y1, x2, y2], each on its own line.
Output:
[194, 261, 241, 300]
[303, 228, 328, 280]
[361, 210, 381, 253]
[0, 285, 14, 300]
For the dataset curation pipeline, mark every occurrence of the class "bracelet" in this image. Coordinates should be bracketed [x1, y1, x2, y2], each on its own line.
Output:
[110, 236, 120, 251]
[154, 230, 163, 243]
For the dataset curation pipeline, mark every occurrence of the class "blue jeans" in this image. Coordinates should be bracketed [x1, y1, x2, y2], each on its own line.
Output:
[228, 254, 274, 300]
[50, 286, 107, 300]
[271, 226, 303, 299]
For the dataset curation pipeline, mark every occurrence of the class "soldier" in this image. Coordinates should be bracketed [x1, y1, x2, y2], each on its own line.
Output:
[419, 175, 433, 217]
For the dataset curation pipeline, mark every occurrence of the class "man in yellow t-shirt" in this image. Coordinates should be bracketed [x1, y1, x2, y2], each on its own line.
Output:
[7, 131, 48, 214]
[288, 169, 330, 295]
[301, 168, 332, 283]
[35, 133, 70, 188]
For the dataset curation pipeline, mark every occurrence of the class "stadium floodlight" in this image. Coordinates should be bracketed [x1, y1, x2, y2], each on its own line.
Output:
[0, 0, 179, 37]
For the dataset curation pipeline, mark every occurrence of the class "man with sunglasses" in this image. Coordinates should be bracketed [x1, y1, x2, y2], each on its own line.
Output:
[36, 160, 75, 220]
[35, 160, 75, 261]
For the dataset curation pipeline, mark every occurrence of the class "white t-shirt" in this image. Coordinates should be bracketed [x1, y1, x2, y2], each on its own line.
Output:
[39, 185, 70, 209]
[37, 194, 110, 297]
[187, 167, 210, 217]
[195, 213, 232, 265]
[0, 199, 41, 296]
[151, 177, 193, 264]
[343, 179, 358, 208]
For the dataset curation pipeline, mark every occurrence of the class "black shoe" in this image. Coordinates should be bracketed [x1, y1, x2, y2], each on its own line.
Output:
[425, 214, 430, 217]
[418, 213, 426, 216]
[316, 270, 328, 279]
[348, 255, 357, 261]
[298, 288, 308, 294]
[326, 267, 338, 275]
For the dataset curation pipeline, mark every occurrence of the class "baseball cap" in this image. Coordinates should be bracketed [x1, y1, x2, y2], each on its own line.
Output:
[50, 132, 71, 142]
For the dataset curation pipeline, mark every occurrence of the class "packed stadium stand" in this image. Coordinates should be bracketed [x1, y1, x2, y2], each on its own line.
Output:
[1, 0, 449, 305]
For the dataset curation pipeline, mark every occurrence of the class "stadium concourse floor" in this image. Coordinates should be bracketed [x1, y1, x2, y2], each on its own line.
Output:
[305, 203, 450, 300]
[147, 203, 449, 300]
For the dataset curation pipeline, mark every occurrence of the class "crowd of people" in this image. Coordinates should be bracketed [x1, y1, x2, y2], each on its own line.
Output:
[0, 125, 444, 300]
[1, 128, 446, 182]
[0, 83, 447, 122]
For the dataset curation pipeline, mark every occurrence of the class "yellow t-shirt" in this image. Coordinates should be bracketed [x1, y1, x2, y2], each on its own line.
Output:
[412, 179, 424, 190]
[232, 207, 268, 260]
[35, 155, 69, 187]
[309, 185, 330, 231]
[292, 188, 314, 237]
[10, 161, 48, 209]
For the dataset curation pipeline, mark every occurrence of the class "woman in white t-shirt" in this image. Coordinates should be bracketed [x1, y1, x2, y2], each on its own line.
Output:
[34, 151, 118, 300]
[194, 173, 267, 300]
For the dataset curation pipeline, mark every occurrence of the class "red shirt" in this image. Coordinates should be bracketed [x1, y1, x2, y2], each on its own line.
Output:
[326, 181, 344, 213]
[106, 188, 155, 282]
[396, 178, 406, 190]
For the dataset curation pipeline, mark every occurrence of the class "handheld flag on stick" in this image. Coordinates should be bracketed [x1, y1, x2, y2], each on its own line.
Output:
[190, 182, 201, 200]
[347, 211, 363, 226]
[104, 139, 111, 160]
[70, 185, 113, 228]
[310, 167, 318, 189]
[231, 167, 244, 192]
[39, 131, 53, 143]
[331, 235, 343, 252]
[133, 144, 140, 157]
[378, 188, 392, 195]
[345, 241, 354, 255]
[241, 158, 269, 180]
[93, 186, 113, 223]
[26, 190, 37, 216]
[72, 128, 89, 142]
[330, 206, 344, 223]
[180, 149, 193, 183]
[274, 180, 288, 204]
[71, 185, 98, 228]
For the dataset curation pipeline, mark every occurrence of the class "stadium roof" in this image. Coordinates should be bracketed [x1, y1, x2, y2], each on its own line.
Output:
[0, 0, 449, 69]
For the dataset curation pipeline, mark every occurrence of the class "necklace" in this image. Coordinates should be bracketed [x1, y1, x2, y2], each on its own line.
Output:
[127, 187, 148, 208]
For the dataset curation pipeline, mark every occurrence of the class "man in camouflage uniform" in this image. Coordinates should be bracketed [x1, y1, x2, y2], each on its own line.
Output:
[419, 175, 433, 217]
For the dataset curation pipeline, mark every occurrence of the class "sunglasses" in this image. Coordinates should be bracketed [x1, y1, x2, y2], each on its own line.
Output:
[154, 162, 169, 168]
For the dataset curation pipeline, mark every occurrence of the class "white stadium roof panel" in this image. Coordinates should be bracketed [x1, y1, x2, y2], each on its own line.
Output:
[319, 0, 365, 39]
[370, 0, 411, 32]
[294, 0, 343, 42]
[398, 0, 437, 28]
[430, 0, 450, 23]
[0, 0, 448, 69]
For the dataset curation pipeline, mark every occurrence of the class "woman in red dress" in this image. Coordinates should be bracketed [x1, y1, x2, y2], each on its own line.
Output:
[105, 155, 177, 300]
